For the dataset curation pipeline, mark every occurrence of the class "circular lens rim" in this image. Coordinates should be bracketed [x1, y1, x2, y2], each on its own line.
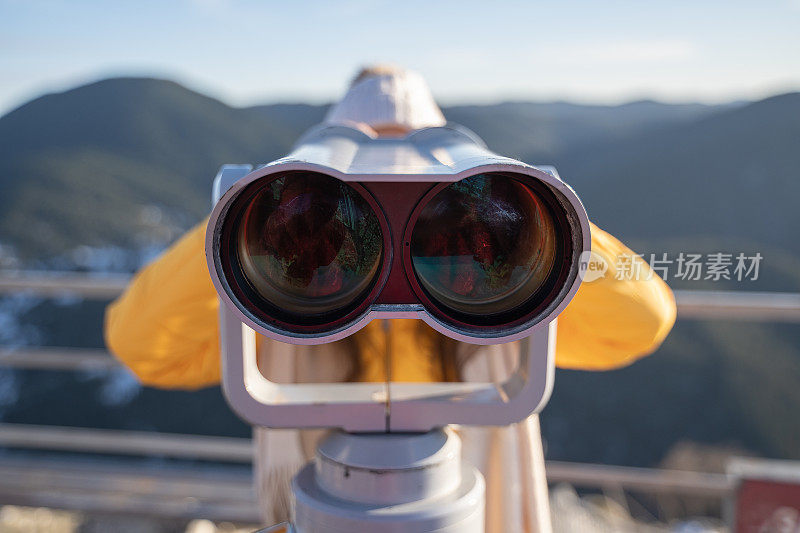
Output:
[402, 172, 574, 332]
[218, 171, 392, 334]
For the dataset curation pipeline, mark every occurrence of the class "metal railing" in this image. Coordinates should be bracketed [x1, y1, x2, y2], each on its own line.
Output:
[3, 271, 799, 322]
[673, 289, 800, 322]
[0, 271, 798, 521]
[0, 456, 260, 523]
[0, 271, 130, 299]
[0, 423, 253, 463]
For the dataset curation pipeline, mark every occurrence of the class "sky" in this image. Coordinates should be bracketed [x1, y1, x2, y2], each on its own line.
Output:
[1, 0, 799, 116]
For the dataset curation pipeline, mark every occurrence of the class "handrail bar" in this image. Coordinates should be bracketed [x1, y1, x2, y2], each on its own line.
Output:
[0, 422, 736, 498]
[2, 272, 799, 322]
[0, 423, 253, 463]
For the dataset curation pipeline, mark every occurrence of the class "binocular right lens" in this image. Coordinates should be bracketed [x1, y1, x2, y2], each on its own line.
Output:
[233, 172, 383, 325]
[409, 173, 563, 327]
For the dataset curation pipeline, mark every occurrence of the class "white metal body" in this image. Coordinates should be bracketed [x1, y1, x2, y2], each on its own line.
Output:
[292, 428, 485, 533]
[207, 123, 580, 432]
[220, 303, 555, 431]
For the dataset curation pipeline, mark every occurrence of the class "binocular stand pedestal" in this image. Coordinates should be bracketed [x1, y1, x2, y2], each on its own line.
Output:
[288, 427, 485, 532]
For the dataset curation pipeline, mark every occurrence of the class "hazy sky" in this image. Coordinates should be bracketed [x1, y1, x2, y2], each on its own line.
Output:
[2, 0, 799, 115]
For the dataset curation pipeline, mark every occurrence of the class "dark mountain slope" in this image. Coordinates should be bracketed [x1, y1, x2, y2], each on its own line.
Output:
[1, 78, 800, 469]
[246, 102, 329, 143]
[0, 78, 727, 260]
[557, 93, 800, 257]
[445, 100, 723, 163]
[0, 78, 295, 259]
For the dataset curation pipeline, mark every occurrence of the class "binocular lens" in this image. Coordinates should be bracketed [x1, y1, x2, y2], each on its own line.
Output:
[410, 174, 558, 318]
[236, 173, 383, 318]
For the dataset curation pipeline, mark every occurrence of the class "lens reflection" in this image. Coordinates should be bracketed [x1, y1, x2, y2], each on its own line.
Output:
[410, 174, 557, 316]
[237, 173, 382, 316]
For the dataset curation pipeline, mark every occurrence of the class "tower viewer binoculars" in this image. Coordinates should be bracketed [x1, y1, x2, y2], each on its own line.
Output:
[203, 70, 591, 532]
[205, 122, 589, 432]
[207, 123, 590, 347]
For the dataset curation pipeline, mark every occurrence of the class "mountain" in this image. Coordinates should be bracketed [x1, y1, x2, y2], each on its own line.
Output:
[544, 317, 800, 467]
[445, 100, 724, 163]
[1, 77, 799, 469]
[0, 77, 723, 261]
[0, 78, 298, 261]
[554, 93, 800, 261]
[246, 102, 329, 139]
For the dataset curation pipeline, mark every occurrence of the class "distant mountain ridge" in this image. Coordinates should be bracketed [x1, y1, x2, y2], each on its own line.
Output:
[556, 92, 800, 258]
[0, 76, 731, 261]
[0, 78, 295, 261]
[2, 77, 800, 469]
[445, 99, 726, 162]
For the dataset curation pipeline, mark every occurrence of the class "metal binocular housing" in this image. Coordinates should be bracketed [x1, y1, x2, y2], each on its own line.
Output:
[205, 123, 590, 431]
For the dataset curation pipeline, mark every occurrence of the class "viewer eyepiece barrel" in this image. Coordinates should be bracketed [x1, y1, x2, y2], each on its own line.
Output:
[207, 125, 590, 344]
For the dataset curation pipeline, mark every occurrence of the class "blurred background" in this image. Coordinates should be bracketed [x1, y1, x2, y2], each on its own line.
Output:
[0, 1, 799, 531]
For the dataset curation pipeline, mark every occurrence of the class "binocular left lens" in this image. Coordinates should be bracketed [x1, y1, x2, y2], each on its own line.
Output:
[228, 172, 383, 327]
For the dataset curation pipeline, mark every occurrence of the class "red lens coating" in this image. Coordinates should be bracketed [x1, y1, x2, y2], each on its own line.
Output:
[236, 173, 382, 317]
[410, 174, 558, 317]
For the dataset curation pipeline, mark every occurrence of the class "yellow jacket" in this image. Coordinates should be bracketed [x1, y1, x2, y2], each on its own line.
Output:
[105, 220, 676, 390]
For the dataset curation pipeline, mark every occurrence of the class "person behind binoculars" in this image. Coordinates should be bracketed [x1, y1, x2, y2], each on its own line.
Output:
[105, 66, 676, 531]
